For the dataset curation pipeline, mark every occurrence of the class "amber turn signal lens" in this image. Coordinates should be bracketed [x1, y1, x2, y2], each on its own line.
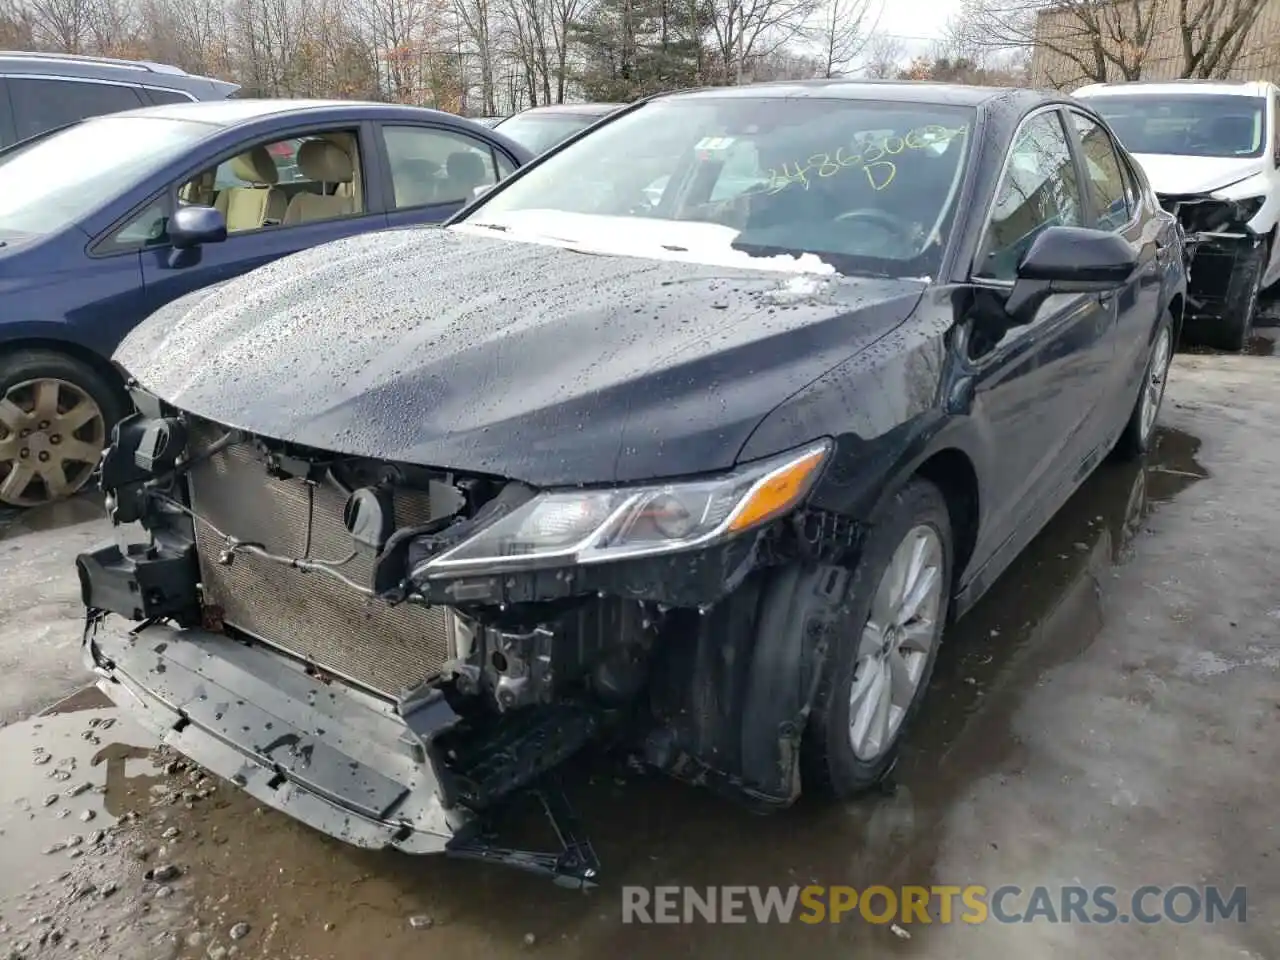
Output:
[727, 445, 829, 533]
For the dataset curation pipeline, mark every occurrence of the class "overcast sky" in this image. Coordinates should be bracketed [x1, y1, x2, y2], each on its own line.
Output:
[869, 0, 963, 59]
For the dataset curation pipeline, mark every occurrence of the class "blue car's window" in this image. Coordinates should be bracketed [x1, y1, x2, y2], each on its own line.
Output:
[214, 138, 306, 189]
[0, 116, 210, 237]
[170, 130, 364, 237]
[382, 125, 501, 208]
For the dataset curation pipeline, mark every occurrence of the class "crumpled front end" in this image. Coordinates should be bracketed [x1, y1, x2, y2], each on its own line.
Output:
[83, 620, 468, 854]
[1158, 193, 1265, 324]
[77, 387, 844, 882]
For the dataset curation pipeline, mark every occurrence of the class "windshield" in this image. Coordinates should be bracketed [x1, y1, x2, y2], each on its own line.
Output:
[0, 116, 211, 237]
[496, 112, 610, 153]
[460, 98, 974, 277]
[1090, 94, 1266, 158]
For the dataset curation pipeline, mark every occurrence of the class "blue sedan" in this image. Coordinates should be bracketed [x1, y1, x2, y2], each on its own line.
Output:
[0, 98, 531, 506]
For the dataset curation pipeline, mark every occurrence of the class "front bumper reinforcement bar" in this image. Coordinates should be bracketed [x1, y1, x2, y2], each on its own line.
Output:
[82, 615, 600, 886]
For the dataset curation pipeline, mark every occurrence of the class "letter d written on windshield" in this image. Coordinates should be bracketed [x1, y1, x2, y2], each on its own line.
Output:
[761, 125, 968, 195]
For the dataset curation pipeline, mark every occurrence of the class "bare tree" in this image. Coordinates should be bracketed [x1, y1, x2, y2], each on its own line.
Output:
[498, 0, 553, 104]
[546, 0, 589, 101]
[810, 0, 879, 78]
[858, 29, 903, 77]
[0, 0, 36, 46]
[1177, 0, 1271, 78]
[955, 0, 1158, 84]
[709, 0, 821, 83]
[451, 0, 499, 111]
[27, 0, 94, 51]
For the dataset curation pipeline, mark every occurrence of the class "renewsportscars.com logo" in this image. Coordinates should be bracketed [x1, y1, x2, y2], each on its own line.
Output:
[621, 884, 1248, 925]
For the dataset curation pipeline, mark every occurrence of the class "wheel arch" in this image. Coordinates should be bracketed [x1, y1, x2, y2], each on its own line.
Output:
[853, 419, 986, 604]
[911, 446, 981, 599]
[0, 336, 128, 405]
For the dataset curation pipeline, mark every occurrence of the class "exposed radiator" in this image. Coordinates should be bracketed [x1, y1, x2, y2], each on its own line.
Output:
[185, 423, 452, 700]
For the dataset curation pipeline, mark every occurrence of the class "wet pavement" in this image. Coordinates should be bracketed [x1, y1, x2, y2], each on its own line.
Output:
[1, 347, 1279, 959]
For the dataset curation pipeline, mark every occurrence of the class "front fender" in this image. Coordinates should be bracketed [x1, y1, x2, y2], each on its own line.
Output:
[0, 318, 102, 354]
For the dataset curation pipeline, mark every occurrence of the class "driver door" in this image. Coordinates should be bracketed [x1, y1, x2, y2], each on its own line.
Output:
[98, 125, 387, 316]
[964, 108, 1116, 566]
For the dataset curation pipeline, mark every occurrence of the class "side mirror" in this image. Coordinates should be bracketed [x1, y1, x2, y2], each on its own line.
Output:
[168, 205, 227, 249]
[1004, 225, 1137, 325]
[472, 184, 493, 200]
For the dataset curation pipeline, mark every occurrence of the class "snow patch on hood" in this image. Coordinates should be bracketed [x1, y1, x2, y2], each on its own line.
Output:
[452, 210, 838, 275]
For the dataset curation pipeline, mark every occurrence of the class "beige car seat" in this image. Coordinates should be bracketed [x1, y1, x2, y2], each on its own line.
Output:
[213, 147, 282, 231]
[282, 140, 356, 225]
[322, 132, 361, 208]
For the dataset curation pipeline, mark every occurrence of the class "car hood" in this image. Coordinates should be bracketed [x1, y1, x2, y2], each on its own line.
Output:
[1131, 152, 1267, 195]
[115, 227, 926, 486]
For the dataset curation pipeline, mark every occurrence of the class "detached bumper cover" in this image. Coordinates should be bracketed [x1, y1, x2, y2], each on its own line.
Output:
[84, 620, 469, 853]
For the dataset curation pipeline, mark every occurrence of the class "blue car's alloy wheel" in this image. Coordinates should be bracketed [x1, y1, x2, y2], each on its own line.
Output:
[0, 374, 107, 507]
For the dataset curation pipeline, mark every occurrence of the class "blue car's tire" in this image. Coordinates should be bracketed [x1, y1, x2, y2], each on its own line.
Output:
[0, 349, 126, 507]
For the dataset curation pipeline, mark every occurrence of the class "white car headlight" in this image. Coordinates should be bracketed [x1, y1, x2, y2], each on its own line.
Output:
[413, 440, 831, 578]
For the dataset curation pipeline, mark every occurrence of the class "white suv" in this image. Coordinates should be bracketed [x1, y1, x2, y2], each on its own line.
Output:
[1075, 79, 1279, 350]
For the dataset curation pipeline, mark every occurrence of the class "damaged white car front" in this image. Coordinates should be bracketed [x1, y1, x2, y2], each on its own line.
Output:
[1076, 80, 1280, 350]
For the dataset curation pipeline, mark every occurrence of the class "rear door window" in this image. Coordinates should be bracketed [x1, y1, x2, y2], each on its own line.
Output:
[381, 125, 502, 208]
[9, 77, 145, 142]
[1070, 112, 1132, 231]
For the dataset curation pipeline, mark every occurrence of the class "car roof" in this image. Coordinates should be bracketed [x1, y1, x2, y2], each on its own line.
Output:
[88, 98, 467, 127]
[0, 50, 236, 92]
[1075, 79, 1273, 98]
[510, 103, 626, 117]
[656, 78, 1040, 108]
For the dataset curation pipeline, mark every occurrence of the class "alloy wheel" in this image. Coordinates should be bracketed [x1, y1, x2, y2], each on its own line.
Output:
[1139, 327, 1173, 445]
[0, 378, 106, 507]
[847, 524, 946, 761]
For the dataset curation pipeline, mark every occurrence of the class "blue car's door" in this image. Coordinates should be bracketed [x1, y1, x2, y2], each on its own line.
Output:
[126, 123, 389, 313]
[374, 121, 520, 230]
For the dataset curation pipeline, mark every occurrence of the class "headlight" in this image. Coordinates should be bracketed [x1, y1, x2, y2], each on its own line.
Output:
[413, 440, 832, 578]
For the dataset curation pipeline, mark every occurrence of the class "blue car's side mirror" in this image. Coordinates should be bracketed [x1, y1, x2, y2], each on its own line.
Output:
[169, 205, 228, 250]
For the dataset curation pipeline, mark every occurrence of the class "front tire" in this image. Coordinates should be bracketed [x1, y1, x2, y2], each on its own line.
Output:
[803, 478, 953, 798]
[0, 350, 125, 508]
[1205, 244, 1263, 352]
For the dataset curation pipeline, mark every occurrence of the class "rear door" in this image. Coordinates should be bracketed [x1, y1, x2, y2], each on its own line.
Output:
[964, 107, 1116, 562]
[6, 76, 145, 144]
[375, 122, 520, 228]
[1066, 108, 1162, 442]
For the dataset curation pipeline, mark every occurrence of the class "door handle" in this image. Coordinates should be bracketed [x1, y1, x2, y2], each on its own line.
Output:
[1098, 290, 1116, 305]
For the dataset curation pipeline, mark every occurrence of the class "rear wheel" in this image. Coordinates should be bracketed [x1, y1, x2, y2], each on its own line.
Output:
[803, 478, 953, 798]
[1114, 312, 1174, 461]
[0, 350, 125, 508]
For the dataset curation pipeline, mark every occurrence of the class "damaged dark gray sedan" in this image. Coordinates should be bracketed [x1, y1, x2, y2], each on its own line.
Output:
[77, 82, 1186, 885]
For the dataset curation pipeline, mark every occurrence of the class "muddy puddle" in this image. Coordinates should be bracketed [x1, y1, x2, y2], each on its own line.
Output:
[0, 494, 104, 542]
[0, 429, 1210, 960]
